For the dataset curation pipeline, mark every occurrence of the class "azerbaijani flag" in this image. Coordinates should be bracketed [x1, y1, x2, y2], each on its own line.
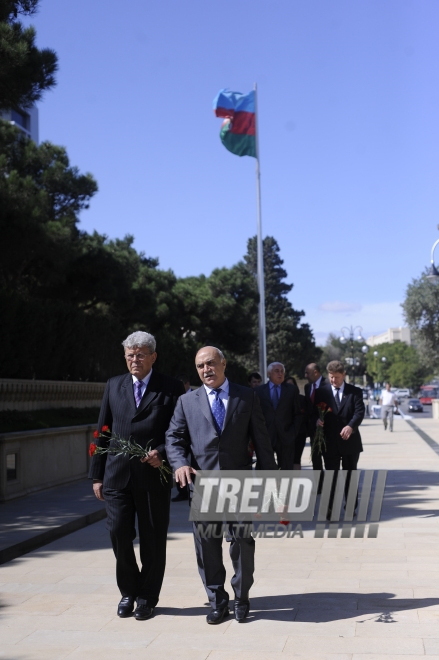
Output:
[213, 89, 256, 158]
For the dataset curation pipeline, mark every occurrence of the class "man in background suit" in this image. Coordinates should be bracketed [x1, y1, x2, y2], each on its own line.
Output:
[304, 363, 326, 486]
[314, 360, 365, 516]
[89, 331, 184, 620]
[166, 346, 277, 624]
[255, 362, 302, 470]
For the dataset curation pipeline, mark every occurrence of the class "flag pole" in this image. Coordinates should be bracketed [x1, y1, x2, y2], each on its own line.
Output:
[254, 83, 267, 383]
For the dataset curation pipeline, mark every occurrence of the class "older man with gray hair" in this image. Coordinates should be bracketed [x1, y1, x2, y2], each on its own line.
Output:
[89, 331, 184, 621]
[255, 361, 302, 469]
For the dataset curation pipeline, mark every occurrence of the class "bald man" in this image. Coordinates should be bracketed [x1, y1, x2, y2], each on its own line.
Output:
[166, 346, 277, 625]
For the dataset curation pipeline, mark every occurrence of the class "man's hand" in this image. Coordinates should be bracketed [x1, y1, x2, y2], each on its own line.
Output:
[317, 419, 324, 427]
[93, 480, 104, 501]
[340, 425, 353, 440]
[140, 449, 162, 468]
[175, 465, 197, 487]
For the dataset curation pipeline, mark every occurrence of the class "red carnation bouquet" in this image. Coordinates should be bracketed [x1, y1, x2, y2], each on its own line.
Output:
[311, 401, 332, 460]
[88, 426, 172, 485]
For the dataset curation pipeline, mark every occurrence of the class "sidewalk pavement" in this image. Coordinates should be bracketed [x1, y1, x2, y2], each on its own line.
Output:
[1, 415, 439, 660]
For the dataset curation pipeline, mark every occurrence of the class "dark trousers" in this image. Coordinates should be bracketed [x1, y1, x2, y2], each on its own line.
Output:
[104, 483, 170, 606]
[293, 433, 307, 465]
[310, 433, 324, 491]
[192, 521, 255, 609]
[274, 436, 295, 470]
[323, 453, 360, 513]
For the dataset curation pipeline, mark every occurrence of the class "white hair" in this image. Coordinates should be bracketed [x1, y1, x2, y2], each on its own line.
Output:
[122, 331, 156, 353]
[214, 347, 226, 361]
[267, 361, 285, 374]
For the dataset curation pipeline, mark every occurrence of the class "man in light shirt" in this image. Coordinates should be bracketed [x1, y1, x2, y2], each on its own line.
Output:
[379, 383, 398, 432]
[166, 346, 277, 625]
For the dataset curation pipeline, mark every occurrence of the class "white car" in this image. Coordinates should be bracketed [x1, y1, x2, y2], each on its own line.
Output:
[394, 388, 410, 398]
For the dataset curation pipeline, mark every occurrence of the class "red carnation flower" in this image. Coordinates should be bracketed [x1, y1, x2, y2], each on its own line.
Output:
[88, 443, 97, 457]
[279, 519, 289, 526]
[102, 425, 110, 432]
[93, 430, 100, 438]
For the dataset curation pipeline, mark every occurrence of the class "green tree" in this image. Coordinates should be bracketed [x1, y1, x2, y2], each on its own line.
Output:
[365, 341, 426, 390]
[0, 120, 98, 296]
[402, 271, 439, 371]
[173, 263, 259, 382]
[0, 0, 57, 110]
[320, 333, 368, 384]
[243, 236, 320, 375]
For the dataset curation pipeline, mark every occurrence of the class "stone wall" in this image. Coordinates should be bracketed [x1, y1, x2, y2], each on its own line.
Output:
[0, 379, 106, 412]
[0, 425, 95, 501]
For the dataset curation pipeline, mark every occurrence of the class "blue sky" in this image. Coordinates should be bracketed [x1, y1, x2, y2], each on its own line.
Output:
[25, 0, 439, 345]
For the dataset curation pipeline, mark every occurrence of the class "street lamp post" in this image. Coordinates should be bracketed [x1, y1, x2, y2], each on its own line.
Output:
[426, 237, 439, 281]
[339, 326, 369, 385]
[372, 350, 387, 395]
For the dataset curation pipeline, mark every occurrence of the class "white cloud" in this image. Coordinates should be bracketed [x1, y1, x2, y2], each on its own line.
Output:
[319, 301, 362, 313]
[303, 301, 405, 346]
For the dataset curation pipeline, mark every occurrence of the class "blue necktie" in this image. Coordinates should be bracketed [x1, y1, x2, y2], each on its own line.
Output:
[211, 388, 226, 435]
[134, 380, 143, 407]
[271, 385, 280, 409]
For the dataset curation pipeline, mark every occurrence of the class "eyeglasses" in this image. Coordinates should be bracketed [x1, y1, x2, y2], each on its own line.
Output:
[125, 352, 153, 362]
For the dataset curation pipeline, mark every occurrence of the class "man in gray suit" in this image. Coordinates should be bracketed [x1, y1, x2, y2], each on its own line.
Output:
[166, 346, 277, 625]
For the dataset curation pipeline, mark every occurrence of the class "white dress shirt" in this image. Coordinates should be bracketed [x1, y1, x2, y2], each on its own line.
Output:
[381, 389, 397, 406]
[204, 378, 230, 428]
[132, 369, 153, 401]
[331, 382, 345, 400]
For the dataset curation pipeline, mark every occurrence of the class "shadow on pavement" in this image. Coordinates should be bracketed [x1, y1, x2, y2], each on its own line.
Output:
[156, 592, 439, 623]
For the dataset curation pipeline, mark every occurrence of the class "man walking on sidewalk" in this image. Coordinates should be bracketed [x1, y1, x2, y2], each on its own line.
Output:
[379, 383, 398, 432]
[89, 331, 184, 621]
[166, 346, 277, 625]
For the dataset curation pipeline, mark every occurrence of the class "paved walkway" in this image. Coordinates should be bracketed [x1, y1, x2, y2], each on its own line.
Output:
[1, 415, 439, 659]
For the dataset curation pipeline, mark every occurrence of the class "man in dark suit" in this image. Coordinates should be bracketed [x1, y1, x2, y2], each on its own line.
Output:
[255, 362, 302, 470]
[314, 360, 365, 516]
[166, 346, 277, 625]
[304, 363, 326, 484]
[89, 331, 184, 621]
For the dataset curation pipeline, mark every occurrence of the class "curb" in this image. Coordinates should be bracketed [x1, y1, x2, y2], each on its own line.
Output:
[0, 508, 107, 565]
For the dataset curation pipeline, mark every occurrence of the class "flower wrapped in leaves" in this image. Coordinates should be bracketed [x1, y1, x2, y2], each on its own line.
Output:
[89, 427, 172, 485]
[311, 401, 332, 460]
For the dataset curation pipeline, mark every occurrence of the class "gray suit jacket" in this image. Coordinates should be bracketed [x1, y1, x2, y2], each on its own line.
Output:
[165, 382, 278, 472]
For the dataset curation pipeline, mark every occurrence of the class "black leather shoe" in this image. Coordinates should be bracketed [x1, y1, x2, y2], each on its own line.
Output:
[234, 601, 249, 622]
[206, 607, 229, 624]
[117, 596, 135, 618]
[134, 603, 155, 620]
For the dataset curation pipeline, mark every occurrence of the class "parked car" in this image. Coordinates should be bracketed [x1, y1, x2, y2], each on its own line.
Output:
[394, 388, 410, 398]
[408, 398, 423, 412]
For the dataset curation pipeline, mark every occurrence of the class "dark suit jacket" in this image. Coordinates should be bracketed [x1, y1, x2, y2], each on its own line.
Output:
[88, 370, 185, 491]
[304, 376, 326, 437]
[314, 382, 365, 458]
[165, 383, 277, 472]
[255, 382, 302, 457]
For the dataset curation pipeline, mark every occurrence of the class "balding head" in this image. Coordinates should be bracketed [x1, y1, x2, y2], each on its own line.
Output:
[195, 346, 226, 389]
[304, 363, 321, 384]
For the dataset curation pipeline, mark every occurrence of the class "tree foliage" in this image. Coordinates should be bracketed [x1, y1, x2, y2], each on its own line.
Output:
[402, 272, 439, 371]
[0, 4, 320, 383]
[365, 341, 426, 390]
[240, 236, 321, 375]
[0, 0, 57, 110]
[320, 333, 368, 383]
